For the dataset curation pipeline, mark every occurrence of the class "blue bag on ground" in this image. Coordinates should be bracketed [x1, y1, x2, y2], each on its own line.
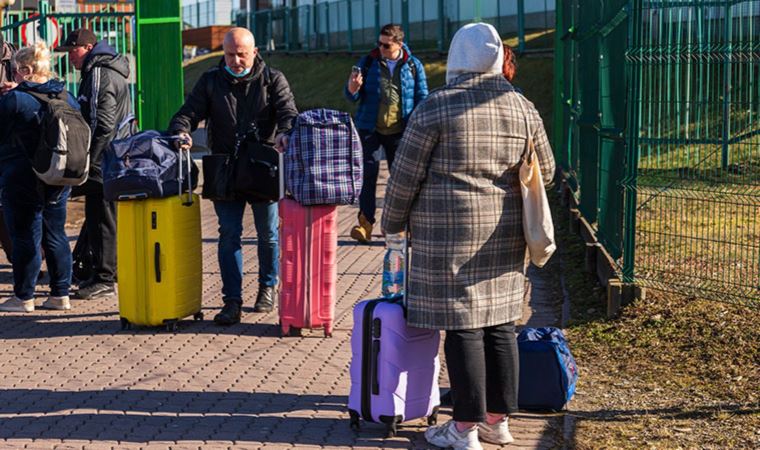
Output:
[104, 131, 198, 201]
[517, 327, 578, 411]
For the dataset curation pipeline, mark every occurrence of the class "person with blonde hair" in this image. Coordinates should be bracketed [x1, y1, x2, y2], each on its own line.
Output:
[382, 23, 556, 449]
[0, 42, 81, 312]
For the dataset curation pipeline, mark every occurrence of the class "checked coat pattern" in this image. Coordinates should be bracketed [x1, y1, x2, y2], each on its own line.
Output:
[382, 73, 556, 330]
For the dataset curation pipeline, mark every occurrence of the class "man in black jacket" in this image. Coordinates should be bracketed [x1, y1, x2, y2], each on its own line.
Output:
[169, 28, 297, 325]
[56, 28, 133, 299]
[0, 34, 17, 262]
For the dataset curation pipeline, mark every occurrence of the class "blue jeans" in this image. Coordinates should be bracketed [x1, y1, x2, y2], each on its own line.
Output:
[1, 158, 71, 300]
[213, 199, 279, 303]
[358, 129, 404, 224]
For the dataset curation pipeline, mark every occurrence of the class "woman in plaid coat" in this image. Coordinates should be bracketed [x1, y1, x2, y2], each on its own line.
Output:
[381, 23, 555, 450]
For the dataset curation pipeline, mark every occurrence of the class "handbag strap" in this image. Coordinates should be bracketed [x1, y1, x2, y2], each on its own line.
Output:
[515, 93, 536, 165]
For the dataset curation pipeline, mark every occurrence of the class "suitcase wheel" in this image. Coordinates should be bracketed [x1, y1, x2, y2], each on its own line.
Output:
[165, 320, 179, 332]
[428, 406, 440, 426]
[385, 422, 397, 438]
[348, 410, 360, 431]
[120, 318, 131, 331]
[324, 329, 333, 338]
[193, 312, 204, 321]
[288, 327, 302, 337]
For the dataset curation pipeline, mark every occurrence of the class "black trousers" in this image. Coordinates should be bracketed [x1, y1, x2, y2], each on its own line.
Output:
[444, 322, 519, 422]
[71, 179, 116, 284]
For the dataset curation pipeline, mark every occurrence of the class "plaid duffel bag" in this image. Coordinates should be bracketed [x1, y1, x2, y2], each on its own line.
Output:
[285, 109, 363, 206]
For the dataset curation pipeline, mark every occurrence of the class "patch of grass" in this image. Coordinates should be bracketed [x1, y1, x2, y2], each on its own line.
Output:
[552, 190, 760, 449]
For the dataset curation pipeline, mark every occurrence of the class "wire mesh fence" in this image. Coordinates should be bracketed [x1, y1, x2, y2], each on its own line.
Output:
[556, 0, 759, 306]
[233, 0, 555, 54]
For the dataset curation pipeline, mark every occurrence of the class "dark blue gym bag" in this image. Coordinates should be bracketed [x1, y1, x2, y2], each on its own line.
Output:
[517, 327, 579, 411]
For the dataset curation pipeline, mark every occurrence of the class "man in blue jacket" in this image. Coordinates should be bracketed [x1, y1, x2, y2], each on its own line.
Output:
[345, 24, 428, 243]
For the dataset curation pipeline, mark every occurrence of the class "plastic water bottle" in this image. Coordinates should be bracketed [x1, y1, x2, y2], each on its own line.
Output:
[382, 232, 406, 297]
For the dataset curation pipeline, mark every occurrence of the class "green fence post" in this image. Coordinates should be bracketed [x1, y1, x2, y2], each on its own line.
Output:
[135, 0, 183, 131]
[401, 0, 409, 41]
[374, 0, 380, 39]
[622, 0, 642, 285]
[39, 0, 49, 41]
[517, 0, 525, 53]
[347, 0, 353, 52]
[437, 0, 444, 52]
[553, 0, 564, 157]
[325, 1, 330, 52]
[473, 0, 481, 22]
[721, 3, 732, 170]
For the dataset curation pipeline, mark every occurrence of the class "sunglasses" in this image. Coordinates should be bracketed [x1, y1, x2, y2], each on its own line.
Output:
[377, 41, 394, 50]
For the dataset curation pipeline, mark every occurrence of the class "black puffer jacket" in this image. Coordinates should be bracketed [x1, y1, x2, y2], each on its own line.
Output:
[168, 55, 297, 152]
[78, 40, 133, 183]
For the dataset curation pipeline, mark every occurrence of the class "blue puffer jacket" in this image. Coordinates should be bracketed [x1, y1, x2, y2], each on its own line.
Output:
[344, 44, 428, 131]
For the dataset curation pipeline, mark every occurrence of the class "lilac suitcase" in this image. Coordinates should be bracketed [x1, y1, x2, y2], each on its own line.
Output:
[347, 296, 441, 437]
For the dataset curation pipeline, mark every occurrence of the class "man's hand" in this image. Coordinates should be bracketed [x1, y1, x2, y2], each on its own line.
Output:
[0, 82, 18, 95]
[275, 133, 289, 153]
[176, 132, 193, 151]
[347, 71, 363, 95]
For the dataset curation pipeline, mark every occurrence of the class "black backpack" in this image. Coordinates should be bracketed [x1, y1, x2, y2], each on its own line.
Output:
[27, 89, 92, 186]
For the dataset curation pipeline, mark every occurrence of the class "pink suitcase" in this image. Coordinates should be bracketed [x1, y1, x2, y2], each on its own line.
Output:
[278, 198, 337, 337]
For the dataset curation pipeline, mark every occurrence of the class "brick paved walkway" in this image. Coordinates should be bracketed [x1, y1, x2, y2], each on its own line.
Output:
[0, 170, 564, 449]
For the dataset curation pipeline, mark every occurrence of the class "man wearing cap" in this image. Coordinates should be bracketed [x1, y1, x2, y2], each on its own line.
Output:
[56, 28, 133, 300]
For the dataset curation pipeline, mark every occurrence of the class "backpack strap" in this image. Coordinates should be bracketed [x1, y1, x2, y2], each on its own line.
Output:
[360, 54, 374, 78]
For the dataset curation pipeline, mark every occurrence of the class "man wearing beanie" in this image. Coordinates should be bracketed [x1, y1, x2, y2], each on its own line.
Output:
[382, 22, 556, 450]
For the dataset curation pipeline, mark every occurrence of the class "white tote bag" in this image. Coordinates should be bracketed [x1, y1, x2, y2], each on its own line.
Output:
[516, 95, 556, 268]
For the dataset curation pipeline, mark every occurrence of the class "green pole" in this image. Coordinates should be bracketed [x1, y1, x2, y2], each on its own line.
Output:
[553, 0, 565, 158]
[517, 0, 525, 53]
[401, 0, 409, 41]
[474, 0, 481, 22]
[721, 3, 732, 170]
[325, 1, 330, 52]
[39, 0, 49, 41]
[374, 0, 380, 38]
[437, 0, 444, 52]
[347, 0, 353, 52]
[622, 0, 642, 284]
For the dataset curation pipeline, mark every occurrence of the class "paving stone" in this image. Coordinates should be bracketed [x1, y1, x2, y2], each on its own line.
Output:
[0, 167, 565, 449]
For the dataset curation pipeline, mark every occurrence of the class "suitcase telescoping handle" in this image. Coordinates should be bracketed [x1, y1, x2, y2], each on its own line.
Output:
[175, 136, 194, 207]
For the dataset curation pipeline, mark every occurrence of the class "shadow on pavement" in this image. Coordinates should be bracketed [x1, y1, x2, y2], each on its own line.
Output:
[0, 389, 421, 446]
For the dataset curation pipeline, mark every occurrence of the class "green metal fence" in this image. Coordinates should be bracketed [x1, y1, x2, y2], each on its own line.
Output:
[233, 0, 555, 54]
[555, 0, 759, 306]
[0, 2, 135, 110]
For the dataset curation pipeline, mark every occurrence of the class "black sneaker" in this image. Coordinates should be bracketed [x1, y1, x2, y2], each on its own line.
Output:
[253, 285, 275, 313]
[74, 282, 115, 300]
[214, 302, 242, 325]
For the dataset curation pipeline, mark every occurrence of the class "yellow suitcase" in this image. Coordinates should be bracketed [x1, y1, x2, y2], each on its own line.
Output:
[116, 148, 203, 331]
[117, 193, 202, 330]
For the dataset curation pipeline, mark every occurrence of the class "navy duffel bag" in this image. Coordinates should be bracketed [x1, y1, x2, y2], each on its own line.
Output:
[517, 327, 579, 411]
[104, 131, 198, 201]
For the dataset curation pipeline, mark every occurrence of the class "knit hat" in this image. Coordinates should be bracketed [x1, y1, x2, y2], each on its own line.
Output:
[446, 22, 504, 84]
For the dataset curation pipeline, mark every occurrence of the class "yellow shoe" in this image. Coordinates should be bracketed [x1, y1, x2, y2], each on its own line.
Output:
[350, 213, 373, 243]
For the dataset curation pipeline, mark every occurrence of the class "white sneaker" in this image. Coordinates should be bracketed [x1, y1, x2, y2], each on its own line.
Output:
[41, 295, 71, 310]
[424, 420, 483, 450]
[478, 417, 514, 444]
[0, 296, 35, 312]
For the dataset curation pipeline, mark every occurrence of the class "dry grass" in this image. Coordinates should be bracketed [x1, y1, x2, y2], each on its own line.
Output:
[552, 189, 760, 449]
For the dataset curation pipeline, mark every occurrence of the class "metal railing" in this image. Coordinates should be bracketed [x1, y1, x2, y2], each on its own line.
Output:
[555, 0, 759, 306]
[0, 1, 135, 107]
[233, 0, 555, 54]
